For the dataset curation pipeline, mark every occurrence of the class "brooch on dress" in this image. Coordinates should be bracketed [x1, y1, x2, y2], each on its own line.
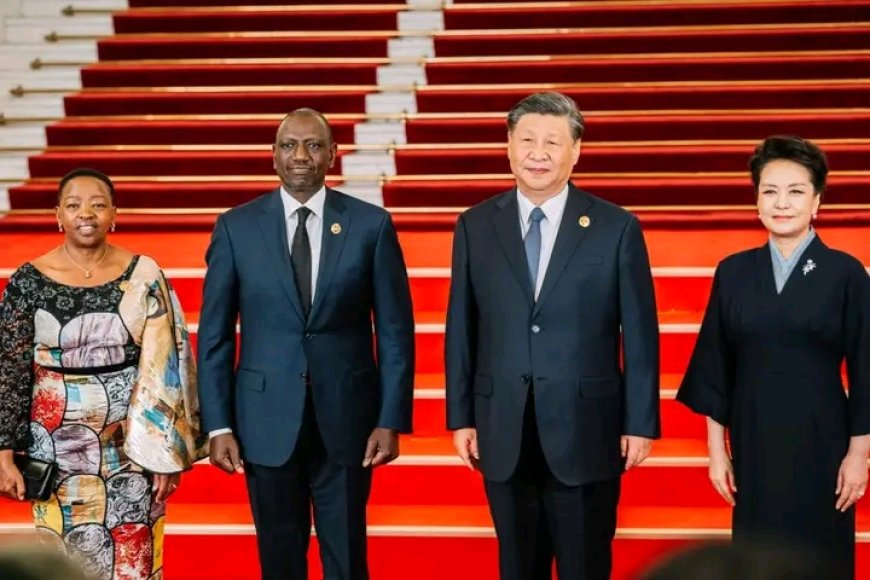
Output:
[802, 259, 816, 276]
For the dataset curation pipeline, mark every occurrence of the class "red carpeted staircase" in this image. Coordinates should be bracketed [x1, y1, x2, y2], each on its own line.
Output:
[2, 0, 870, 578]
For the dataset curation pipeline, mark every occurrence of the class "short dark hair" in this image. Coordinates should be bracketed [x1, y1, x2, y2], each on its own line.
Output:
[278, 108, 334, 145]
[57, 168, 116, 204]
[507, 92, 585, 141]
[749, 136, 828, 196]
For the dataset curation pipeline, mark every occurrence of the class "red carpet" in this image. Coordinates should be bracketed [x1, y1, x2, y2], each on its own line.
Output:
[130, 0, 397, 5]
[112, 8, 399, 34]
[78, 53, 870, 88]
[391, 143, 870, 175]
[381, 175, 870, 208]
[45, 118, 359, 146]
[60, 83, 870, 116]
[43, 112, 870, 147]
[27, 150, 350, 178]
[403, 112, 870, 143]
[63, 90, 370, 116]
[97, 35, 391, 60]
[10, 175, 870, 210]
[416, 82, 870, 113]
[2, 0, 869, 577]
[80, 62, 380, 88]
[442, 1, 870, 30]
[23, 143, 870, 179]
[433, 24, 870, 57]
[424, 53, 870, 85]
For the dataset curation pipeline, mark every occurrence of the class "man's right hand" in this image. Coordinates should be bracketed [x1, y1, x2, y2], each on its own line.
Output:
[453, 428, 480, 471]
[0, 450, 25, 501]
[209, 433, 244, 475]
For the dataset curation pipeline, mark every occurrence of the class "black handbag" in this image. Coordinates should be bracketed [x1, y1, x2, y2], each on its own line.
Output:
[13, 455, 58, 501]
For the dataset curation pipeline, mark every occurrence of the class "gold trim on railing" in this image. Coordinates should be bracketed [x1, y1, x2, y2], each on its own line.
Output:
[5, 108, 870, 125]
[67, 0, 870, 15]
[15, 170, 870, 185]
[18, 138, 870, 154]
[49, 48, 870, 68]
[21, 78, 860, 96]
[65, 3, 418, 15]
[78, 84, 384, 93]
[4, 204, 870, 217]
[431, 21, 870, 36]
[43, 21, 870, 43]
[448, 0, 866, 9]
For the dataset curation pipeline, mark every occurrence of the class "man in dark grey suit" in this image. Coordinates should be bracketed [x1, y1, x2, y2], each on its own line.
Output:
[446, 92, 661, 579]
[197, 109, 415, 579]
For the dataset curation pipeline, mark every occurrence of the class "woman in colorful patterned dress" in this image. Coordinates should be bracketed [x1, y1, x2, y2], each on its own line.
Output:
[0, 168, 208, 579]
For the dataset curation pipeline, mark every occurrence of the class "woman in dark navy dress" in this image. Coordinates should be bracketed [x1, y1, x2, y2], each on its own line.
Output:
[677, 136, 870, 579]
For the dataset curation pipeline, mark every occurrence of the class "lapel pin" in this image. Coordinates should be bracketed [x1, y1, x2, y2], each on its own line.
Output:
[331, 223, 342, 235]
[802, 259, 816, 276]
[578, 216, 591, 228]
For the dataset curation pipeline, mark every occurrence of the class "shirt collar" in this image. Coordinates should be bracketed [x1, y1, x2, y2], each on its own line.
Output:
[280, 185, 326, 221]
[516, 184, 569, 224]
[769, 227, 816, 271]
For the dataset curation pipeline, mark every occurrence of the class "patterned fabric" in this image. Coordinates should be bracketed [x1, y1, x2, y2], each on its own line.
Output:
[0, 255, 208, 580]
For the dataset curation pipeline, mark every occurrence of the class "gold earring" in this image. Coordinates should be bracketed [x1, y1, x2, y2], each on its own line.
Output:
[58, 223, 63, 232]
[111, 223, 116, 232]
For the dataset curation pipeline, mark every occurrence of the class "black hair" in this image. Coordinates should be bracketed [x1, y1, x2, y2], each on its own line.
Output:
[749, 136, 828, 197]
[57, 168, 116, 204]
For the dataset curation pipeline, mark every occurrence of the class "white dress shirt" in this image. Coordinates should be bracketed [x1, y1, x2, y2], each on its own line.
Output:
[282, 185, 326, 302]
[517, 185, 569, 299]
[209, 186, 327, 439]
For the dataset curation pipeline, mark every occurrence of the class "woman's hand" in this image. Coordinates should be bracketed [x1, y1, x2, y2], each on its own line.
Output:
[708, 448, 737, 506]
[836, 451, 868, 512]
[706, 417, 736, 506]
[153, 472, 181, 504]
[0, 450, 25, 501]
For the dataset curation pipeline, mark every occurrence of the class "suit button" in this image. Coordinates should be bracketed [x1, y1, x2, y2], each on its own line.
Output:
[521, 374, 531, 385]
[305, 333, 315, 341]
[531, 325, 541, 334]
[300, 372, 309, 382]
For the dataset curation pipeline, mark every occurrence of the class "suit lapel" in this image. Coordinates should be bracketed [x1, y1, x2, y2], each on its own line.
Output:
[309, 188, 349, 322]
[533, 186, 593, 315]
[258, 189, 305, 321]
[491, 190, 535, 305]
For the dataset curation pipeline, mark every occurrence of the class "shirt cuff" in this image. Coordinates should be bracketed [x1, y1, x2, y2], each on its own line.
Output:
[209, 428, 232, 438]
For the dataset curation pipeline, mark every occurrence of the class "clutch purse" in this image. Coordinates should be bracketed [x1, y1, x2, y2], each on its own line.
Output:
[13, 455, 58, 501]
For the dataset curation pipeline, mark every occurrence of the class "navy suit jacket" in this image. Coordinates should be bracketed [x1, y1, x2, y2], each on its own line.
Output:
[197, 188, 415, 467]
[445, 185, 660, 485]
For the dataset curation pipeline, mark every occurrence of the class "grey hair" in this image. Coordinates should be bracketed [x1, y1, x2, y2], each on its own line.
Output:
[506, 92, 585, 141]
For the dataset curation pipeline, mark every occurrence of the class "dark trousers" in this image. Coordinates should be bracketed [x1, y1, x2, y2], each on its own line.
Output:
[245, 388, 372, 580]
[484, 390, 621, 580]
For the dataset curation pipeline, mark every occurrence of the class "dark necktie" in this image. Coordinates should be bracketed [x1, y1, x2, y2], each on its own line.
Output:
[524, 207, 545, 290]
[291, 206, 312, 317]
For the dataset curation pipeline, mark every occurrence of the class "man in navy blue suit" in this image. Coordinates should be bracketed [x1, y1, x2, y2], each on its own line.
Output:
[197, 109, 415, 580]
[446, 92, 661, 579]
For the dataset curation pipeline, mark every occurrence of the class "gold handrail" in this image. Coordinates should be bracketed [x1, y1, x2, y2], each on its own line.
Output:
[5, 108, 870, 125]
[4, 204, 870, 217]
[6, 137, 867, 154]
[33, 48, 870, 68]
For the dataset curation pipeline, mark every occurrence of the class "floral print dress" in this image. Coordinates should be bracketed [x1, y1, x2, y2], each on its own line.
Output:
[0, 255, 208, 580]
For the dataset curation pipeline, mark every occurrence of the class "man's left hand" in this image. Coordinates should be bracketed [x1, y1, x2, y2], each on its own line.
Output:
[363, 428, 399, 468]
[621, 435, 653, 471]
